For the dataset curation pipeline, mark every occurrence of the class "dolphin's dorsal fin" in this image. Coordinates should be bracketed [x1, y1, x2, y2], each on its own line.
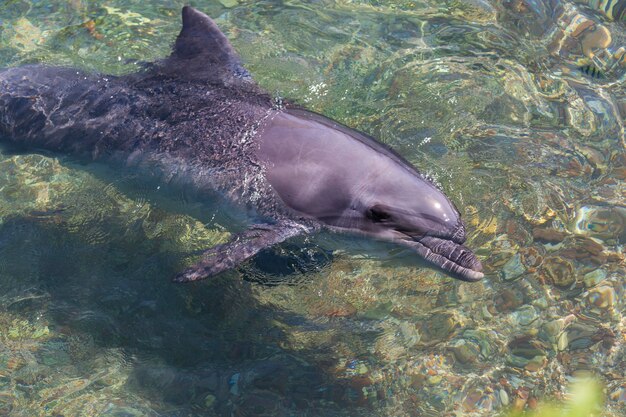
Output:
[165, 6, 251, 83]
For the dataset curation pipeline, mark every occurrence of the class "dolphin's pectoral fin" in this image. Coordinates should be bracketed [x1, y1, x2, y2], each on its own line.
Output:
[164, 6, 252, 84]
[173, 221, 313, 283]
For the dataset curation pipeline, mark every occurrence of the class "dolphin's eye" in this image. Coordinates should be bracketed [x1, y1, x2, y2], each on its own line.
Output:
[367, 206, 391, 222]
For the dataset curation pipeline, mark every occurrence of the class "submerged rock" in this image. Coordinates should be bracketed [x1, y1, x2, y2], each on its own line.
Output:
[583, 269, 607, 287]
[586, 284, 617, 311]
[572, 205, 626, 243]
[501, 253, 526, 281]
[559, 236, 607, 266]
[416, 312, 461, 346]
[566, 323, 615, 351]
[539, 256, 577, 288]
[539, 315, 576, 350]
[507, 336, 548, 372]
[532, 227, 568, 243]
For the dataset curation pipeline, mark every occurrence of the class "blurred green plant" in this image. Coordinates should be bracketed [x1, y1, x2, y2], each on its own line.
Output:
[507, 378, 604, 417]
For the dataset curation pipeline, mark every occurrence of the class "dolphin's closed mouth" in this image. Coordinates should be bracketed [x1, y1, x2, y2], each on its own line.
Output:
[402, 235, 484, 282]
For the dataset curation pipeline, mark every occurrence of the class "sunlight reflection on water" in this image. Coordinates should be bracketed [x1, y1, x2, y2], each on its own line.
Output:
[0, 0, 624, 416]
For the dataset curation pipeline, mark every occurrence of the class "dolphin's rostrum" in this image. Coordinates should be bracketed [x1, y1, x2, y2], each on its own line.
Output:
[0, 7, 484, 282]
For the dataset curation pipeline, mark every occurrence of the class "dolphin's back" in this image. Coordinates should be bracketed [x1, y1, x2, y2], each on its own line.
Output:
[0, 3, 282, 212]
[0, 66, 165, 161]
[0, 4, 273, 167]
[0, 63, 278, 211]
[0, 65, 270, 159]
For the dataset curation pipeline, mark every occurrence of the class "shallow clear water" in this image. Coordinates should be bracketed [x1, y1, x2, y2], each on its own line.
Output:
[0, 0, 624, 416]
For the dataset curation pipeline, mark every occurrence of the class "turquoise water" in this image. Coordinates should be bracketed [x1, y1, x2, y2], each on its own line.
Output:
[0, 0, 624, 416]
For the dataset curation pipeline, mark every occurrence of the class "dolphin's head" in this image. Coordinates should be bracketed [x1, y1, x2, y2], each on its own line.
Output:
[345, 169, 484, 282]
[257, 110, 483, 282]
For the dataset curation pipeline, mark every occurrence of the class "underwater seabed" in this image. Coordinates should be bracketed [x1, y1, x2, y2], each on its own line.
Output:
[0, 0, 625, 416]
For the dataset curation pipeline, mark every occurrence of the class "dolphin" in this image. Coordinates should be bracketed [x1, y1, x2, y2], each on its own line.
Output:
[0, 6, 484, 282]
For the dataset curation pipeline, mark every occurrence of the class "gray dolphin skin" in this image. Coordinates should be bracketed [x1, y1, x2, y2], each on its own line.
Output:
[0, 6, 484, 282]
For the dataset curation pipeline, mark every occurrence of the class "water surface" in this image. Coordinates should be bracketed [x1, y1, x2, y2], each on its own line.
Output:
[0, 0, 624, 416]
